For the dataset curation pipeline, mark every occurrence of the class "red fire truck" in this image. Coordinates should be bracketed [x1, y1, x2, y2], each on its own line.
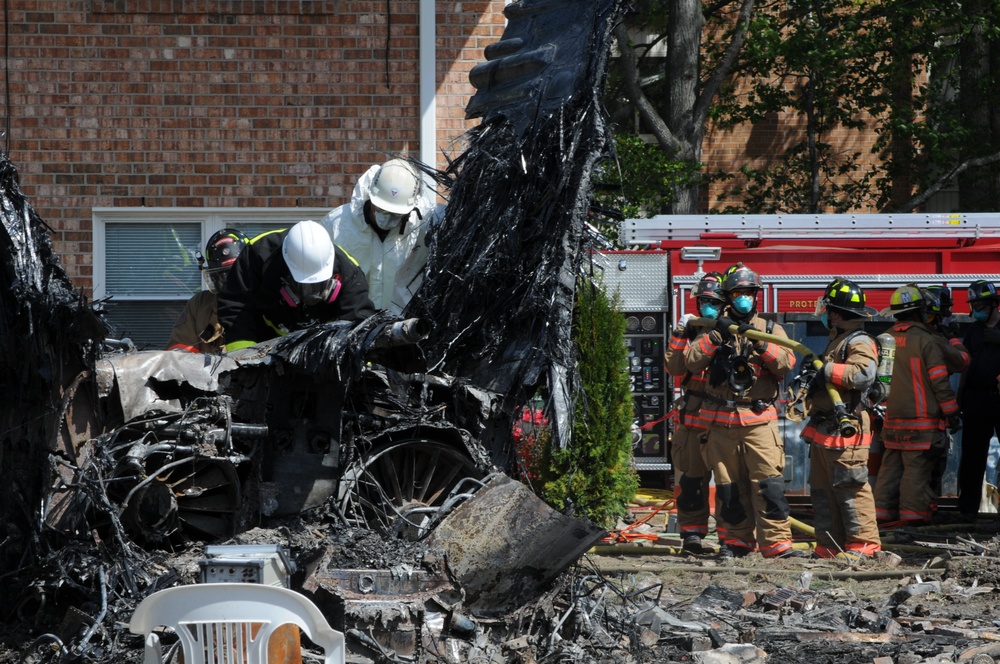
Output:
[599, 213, 1000, 495]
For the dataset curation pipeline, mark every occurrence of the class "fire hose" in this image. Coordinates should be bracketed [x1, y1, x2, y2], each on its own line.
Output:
[690, 318, 858, 438]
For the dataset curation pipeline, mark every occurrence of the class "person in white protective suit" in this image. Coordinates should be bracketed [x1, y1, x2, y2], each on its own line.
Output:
[321, 159, 442, 314]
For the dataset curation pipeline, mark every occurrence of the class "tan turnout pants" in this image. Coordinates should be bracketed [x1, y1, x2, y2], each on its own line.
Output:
[672, 423, 711, 536]
[809, 444, 881, 557]
[702, 421, 794, 557]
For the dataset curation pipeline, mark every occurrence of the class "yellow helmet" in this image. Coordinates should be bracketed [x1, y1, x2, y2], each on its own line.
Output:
[887, 284, 925, 315]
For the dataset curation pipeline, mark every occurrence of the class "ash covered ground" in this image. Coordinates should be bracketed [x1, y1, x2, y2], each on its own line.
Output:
[9, 500, 1000, 664]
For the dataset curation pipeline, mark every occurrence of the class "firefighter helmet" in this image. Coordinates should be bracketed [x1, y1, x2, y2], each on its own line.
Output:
[369, 159, 422, 215]
[282, 220, 335, 283]
[923, 285, 952, 316]
[201, 228, 249, 293]
[721, 263, 762, 293]
[967, 280, 999, 304]
[819, 278, 868, 317]
[886, 284, 926, 315]
[692, 271, 725, 302]
[203, 229, 249, 271]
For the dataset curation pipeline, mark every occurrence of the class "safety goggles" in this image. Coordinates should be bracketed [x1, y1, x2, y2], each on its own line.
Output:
[279, 277, 340, 308]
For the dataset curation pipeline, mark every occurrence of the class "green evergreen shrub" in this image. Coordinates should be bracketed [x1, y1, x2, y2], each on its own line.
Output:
[535, 278, 639, 529]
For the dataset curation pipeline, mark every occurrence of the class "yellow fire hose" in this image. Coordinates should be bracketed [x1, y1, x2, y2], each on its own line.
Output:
[691, 317, 857, 437]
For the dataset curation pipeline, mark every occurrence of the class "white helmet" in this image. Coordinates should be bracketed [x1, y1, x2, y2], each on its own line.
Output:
[369, 159, 421, 215]
[282, 220, 334, 283]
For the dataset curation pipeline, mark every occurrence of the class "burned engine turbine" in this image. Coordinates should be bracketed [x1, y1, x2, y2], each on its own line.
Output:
[45, 314, 496, 546]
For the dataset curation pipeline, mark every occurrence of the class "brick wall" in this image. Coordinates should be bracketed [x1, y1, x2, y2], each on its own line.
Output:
[5, 1, 507, 294]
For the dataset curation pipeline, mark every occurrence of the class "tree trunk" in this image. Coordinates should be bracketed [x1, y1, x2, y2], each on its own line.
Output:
[958, 6, 1000, 210]
[666, 0, 705, 214]
[886, 11, 915, 211]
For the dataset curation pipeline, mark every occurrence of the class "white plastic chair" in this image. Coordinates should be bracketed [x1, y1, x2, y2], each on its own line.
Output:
[129, 583, 345, 664]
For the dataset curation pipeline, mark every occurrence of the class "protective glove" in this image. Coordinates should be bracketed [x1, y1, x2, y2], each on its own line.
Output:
[715, 316, 736, 337]
[791, 368, 818, 394]
[948, 414, 963, 434]
[674, 313, 699, 340]
[794, 359, 827, 393]
[810, 365, 829, 391]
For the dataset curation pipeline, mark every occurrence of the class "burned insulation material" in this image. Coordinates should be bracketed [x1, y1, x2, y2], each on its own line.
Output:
[405, 0, 626, 462]
[0, 146, 106, 573]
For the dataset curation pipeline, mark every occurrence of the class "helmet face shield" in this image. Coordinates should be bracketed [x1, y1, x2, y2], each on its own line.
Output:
[814, 296, 828, 317]
[203, 267, 230, 294]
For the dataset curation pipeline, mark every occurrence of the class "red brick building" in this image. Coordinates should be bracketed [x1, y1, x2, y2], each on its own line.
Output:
[4, 1, 504, 346]
[8, 2, 946, 347]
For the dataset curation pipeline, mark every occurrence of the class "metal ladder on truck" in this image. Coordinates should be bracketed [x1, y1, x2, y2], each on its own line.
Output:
[621, 212, 1000, 246]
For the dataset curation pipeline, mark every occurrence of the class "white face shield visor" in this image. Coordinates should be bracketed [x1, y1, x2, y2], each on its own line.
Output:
[814, 296, 829, 317]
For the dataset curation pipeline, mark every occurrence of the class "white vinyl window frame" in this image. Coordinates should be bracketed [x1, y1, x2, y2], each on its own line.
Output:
[93, 207, 331, 348]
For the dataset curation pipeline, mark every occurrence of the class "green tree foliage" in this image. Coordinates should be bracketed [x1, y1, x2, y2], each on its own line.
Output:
[594, 133, 701, 218]
[712, 0, 885, 212]
[535, 279, 638, 529]
[611, 0, 1000, 213]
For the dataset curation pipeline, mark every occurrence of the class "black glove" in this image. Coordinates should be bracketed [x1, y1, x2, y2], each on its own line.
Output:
[810, 366, 828, 391]
[791, 368, 817, 394]
[737, 322, 754, 335]
[715, 316, 736, 337]
[948, 414, 962, 433]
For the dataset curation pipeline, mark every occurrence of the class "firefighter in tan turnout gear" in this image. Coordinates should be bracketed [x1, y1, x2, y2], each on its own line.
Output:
[798, 279, 882, 559]
[684, 263, 803, 559]
[874, 284, 961, 526]
[664, 272, 725, 554]
[167, 228, 250, 353]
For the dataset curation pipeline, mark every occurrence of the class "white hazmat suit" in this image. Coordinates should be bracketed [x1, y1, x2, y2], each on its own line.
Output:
[321, 164, 442, 314]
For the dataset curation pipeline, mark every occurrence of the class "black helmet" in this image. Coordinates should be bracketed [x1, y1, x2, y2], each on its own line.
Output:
[692, 271, 725, 302]
[967, 280, 999, 304]
[820, 278, 868, 317]
[201, 228, 249, 292]
[923, 285, 952, 316]
[204, 228, 249, 270]
[721, 262, 762, 293]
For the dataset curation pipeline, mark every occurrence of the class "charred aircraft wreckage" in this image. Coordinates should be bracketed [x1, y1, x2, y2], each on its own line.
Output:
[0, 0, 636, 662]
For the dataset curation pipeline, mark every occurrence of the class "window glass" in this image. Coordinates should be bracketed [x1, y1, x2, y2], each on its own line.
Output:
[94, 209, 330, 351]
[106, 222, 202, 298]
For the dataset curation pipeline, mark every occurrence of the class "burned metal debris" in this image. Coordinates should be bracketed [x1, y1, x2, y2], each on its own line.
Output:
[407, 0, 627, 461]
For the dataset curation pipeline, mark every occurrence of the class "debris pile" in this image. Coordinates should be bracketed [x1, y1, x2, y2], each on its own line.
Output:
[592, 523, 1000, 664]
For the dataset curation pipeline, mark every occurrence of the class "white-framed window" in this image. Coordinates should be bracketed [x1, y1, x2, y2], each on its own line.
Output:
[92, 207, 331, 350]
